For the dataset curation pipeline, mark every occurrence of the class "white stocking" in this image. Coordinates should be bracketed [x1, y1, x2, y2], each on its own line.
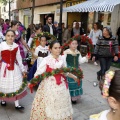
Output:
[14, 100, 19, 107]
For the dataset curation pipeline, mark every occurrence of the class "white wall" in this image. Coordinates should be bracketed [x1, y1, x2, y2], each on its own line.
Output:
[19, 3, 67, 26]
[111, 4, 120, 36]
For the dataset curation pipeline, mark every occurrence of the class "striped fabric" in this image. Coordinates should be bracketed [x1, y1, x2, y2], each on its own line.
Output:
[63, 0, 120, 12]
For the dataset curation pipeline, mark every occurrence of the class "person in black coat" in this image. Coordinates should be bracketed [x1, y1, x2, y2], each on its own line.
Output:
[71, 22, 84, 37]
[26, 24, 31, 43]
[43, 15, 57, 37]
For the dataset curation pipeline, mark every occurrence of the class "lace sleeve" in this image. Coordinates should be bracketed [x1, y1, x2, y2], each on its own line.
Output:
[34, 58, 47, 77]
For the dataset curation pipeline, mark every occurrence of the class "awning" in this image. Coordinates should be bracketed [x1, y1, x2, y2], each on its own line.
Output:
[62, 0, 120, 12]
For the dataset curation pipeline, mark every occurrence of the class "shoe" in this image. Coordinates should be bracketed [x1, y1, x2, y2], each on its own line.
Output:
[15, 106, 24, 110]
[72, 101, 77, 104]
[1, 101, 6, 106]
[97, 74, 101, 81]
[94, 62, 98, 66]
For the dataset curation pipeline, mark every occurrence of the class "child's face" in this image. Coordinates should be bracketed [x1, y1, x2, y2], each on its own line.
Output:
[40, 37, 47, 47]
[5, 31, 15, 43]
[69, 40, 78, 50]
[50, 43, 61, 57]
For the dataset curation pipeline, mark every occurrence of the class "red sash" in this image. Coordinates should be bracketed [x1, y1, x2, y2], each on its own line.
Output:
[46, 65, 68, 89]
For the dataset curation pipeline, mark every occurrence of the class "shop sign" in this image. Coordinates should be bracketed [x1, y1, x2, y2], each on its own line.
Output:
[23, 9, 31, 16]
[66, 0, 86, 7]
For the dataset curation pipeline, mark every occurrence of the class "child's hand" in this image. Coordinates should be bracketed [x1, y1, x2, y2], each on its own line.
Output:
[74, 77, 79, 82]
[86, 54, 91, 60]
[74, 77, 80, 86]
[114, 56, 118, 61]
[28, 83, 31, 88]
[22, 72, 27, 77]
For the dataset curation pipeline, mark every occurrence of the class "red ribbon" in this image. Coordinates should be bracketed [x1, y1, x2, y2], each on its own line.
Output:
[29, 84, 36, 93]
[109, 41, 112, 52]
[77, 80, 80, 86]
[54, 74, 68, 89]
[3, 64, 10, 77]
[87, 52, 91, 58]
[46, 65, 68, 89]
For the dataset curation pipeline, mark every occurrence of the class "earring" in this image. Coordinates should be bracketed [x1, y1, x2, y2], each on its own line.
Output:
[112, 108, 116, 113]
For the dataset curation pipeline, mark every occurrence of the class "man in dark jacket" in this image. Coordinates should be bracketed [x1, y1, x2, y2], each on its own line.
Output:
[71, 22, 84, 37]
[43, 15, 57, 37]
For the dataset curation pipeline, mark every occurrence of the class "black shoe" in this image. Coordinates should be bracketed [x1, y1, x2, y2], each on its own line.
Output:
[15, 106, 24, 110]
[97, 73, 101, 81]
[97, 75, 101, 81]
[1, 101, 6, 106]
[72, 101, 77, 104]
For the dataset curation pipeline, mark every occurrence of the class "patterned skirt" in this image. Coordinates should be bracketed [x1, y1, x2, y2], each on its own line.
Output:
[30, 76, 73, 120]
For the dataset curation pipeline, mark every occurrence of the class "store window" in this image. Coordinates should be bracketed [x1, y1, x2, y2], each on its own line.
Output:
[98, 12, 111, 27]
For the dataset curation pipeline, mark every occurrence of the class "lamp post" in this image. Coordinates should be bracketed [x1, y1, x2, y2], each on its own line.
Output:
[59, 0, 63, 45]
[9, 0, 10, 20]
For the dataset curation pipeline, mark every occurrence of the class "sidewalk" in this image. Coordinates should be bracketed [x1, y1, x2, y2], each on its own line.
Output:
[0, 62, 118, 120]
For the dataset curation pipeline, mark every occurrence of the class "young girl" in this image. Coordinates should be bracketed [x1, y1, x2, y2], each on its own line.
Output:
[28, 36, 49, 81]
[28, 24, 42, 48]
[89, 70, 120, 120]
[28, 24, 42, 65]
[0, 30, 27, 110]
[10, 20, 30, 70]
[63, 39, 89, 104]
[30, 40, 78, 120]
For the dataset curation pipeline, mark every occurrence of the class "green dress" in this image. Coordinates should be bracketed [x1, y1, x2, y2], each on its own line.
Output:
[66, 54, 83, 99]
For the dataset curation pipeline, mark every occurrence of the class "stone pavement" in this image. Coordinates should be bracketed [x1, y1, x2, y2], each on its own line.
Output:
[0, 62, 119, 120]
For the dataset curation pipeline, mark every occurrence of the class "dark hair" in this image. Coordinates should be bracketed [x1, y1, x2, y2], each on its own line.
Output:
[39, 36, 46, 40]
[5, 19, 10, 22]
[109, 70, 120, 101]
[49, 40, 60, 49]
[5, 29, 15, 35]
[11, 20, 19, 27]
[46, 15, 52, 20]
[94, 22, 100, 29]
[35, 24, 42, 31]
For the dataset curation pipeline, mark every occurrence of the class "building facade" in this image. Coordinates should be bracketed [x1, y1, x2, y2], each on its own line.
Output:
[1, 0, 118, 35]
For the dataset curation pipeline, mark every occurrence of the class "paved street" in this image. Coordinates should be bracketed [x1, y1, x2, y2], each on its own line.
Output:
[0, 61, 119, 120]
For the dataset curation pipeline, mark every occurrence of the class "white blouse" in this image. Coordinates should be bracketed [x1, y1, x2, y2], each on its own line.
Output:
[63, 49, 88, 65]
[89, 110, 110, 120]
[34, 45, 49, 68]
[89, 29, 102, 45]
[34, 54, 65, 77]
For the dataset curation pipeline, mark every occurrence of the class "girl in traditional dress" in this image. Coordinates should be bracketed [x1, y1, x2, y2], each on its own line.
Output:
[89, 70, 120, 120]
[30, 40, 79, 120]
[0, 30, 27, 110]
[10, 20, 30, 71]
[28, 36, 49, 81]
[28, 24, 42, 48]
[63, 39, 89, 104]
[28, 24, 42, 63]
